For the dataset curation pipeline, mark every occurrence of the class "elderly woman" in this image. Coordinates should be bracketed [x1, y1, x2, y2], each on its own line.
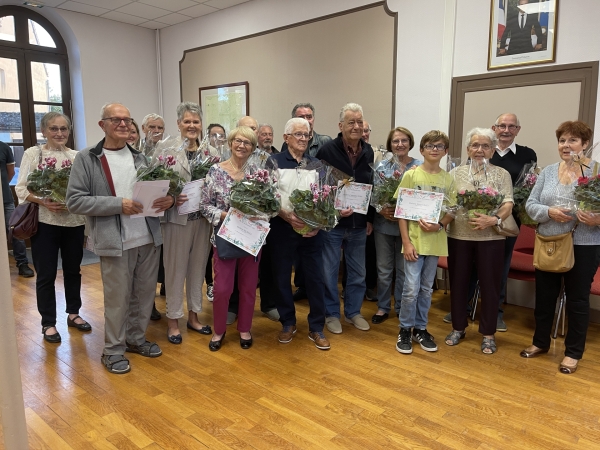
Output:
[160, 102, 212, 344]
[199, 126, 260, 351]
[521, 121, 600, 374]
[445, 127, 514, 354]
[15, 112, 88, 343]
[127, 119, 141, 150]
[372, 127, 422, 324]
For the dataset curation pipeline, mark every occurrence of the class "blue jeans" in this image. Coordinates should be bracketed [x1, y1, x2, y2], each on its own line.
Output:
[322, 227, 366, 319]
[399, 254, 439, 329]
[4, 202, 28, 267]
[374, 231, 404, 314]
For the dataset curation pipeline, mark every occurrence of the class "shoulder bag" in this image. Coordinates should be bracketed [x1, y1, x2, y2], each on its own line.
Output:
[494, 213, 520, 238]
[532, 224, 577, 273]
[8, 149, 43, 241]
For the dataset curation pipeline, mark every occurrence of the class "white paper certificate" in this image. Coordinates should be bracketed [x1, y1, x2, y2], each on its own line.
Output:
[394, 188, 444, 223]
[131, 180, 170, 218]
[177, 179, 204, 215]
[334, 181, 373, 215]
[216, 208, 270, 257]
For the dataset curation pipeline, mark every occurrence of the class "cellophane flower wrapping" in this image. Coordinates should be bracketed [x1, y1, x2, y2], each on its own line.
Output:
[513, 162, 539, 225]
[136, 139, 186, 196]
[287, 161, 344, 234]
[142, 132, 168, 158]
[229, 165, 281, 220]
[574, 173, 600, 212]
[370, 153, 406, 212]
[190, 135, 221, 181]
[26, 148, 73, 203]
[247, 149, 271, 169]
[453, 159, 504, 217]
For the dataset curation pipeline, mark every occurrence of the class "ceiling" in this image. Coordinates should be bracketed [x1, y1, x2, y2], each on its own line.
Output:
[24, 0, 252, 29]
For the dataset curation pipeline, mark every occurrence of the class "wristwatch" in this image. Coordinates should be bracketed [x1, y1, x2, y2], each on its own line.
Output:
[494, 214, 502, 226]
[437, 221, 444, 232]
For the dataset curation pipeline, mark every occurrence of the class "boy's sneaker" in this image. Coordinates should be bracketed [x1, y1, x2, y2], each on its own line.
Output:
[396, 328, 413, 354]
[412, 328, 438, 352]
[206, 284, 214, 302]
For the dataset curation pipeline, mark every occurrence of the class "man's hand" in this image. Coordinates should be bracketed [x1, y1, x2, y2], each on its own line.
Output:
[366, 222, 373, 236]
[339, 208, 353, 218]
[303, 228, 319, 238]
[152, 195, 175, 213]
[534, 44, 542, 51]
[281, 210, 306, 229]
[499, 48, 506, 55]
[122, 198, 143, 215]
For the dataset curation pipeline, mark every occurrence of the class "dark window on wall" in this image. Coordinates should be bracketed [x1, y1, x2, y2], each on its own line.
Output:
[0, 6, 72, 167]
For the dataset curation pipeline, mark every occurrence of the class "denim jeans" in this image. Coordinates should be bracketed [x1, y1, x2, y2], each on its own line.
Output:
[399, 254, 439, 329]
[374, 231, 404, 314]
[4, 202, 29, 266]
[322, 227, 366, 319]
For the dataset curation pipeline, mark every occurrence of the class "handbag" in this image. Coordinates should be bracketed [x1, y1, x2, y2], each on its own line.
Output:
[532, 225, 577, 273]
[494, 213, 520, 237]
[214, 223, 254, 260]
[8, 202, 39, 241]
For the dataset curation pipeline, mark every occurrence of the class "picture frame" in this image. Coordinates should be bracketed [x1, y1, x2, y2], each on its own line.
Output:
[488, 0, 558, 70]
[199, 81, 249, 133]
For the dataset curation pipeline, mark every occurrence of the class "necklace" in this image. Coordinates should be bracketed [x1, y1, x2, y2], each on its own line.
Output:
[229, 158, 242, 173]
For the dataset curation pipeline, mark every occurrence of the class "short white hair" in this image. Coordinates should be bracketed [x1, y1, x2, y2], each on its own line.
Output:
[142, 113, 164, 127]
[258, 123, 273, 133]
[284, 118, 309, 135]
[465, 127, 498, 149]
[495, 113, 520, 127]
[339, 103, 363, 122]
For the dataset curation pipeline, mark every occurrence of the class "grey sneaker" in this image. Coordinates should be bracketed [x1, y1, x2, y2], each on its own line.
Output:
[325, 317, 342, 334]
[344, 314, 370, 331]
[263, 308, 280, 321]
[396, 328, 413, 354]
[125, 341, 162, 358]
[226, 312, 237, 325]
[496, 316, 507, 332]
[206, 284, 214, 302]
[412, 328, 438, 352]
[443, 312, 452, 323]
[101, 354, 130, 374]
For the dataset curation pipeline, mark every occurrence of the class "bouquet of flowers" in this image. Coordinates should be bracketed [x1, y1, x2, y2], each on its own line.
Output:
[136, 141, 186, 196]
[457, 186, 504, 218]
[190, 135, 221, 181]
[513, 162, 539, 225]
[574, 173, 600, 212]
[229, 167, 281, 220]
[26, 153, 73, 203]
[370, 154, 405, 212]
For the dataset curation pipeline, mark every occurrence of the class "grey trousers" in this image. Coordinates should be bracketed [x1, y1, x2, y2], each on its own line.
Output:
[100, 243, 160, 355]
[162, 218, 211, 319]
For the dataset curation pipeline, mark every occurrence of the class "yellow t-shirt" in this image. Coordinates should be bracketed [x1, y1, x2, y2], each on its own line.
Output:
[394, 166, 456, 256]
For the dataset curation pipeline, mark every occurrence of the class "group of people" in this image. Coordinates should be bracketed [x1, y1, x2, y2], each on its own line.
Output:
[6, 100, 599, 377]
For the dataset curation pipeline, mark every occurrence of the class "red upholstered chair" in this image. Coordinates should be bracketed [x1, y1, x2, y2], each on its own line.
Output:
[437, 256, 449, 294]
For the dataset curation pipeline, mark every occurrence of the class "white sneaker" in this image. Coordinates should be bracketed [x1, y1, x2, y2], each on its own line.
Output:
[325, 317, 342, 334]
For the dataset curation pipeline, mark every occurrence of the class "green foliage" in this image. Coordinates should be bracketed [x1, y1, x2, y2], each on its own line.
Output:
[136, 165, 185, 196]
[456, 187, 504, 213]
[574, 174, 600, 212]
[229, 172, 280, 219]
[26, 166, 70, 203]
[289, 188, 338, 230]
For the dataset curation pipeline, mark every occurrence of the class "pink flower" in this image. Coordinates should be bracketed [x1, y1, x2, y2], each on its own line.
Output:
[61, 159, 72, 169]
[393, 170, 402, 179]
[44, 156, 57, 169]
[459, 190, 466, 195]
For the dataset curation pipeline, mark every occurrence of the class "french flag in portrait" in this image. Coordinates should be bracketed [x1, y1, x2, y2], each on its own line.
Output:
[497, 0, 506, 38]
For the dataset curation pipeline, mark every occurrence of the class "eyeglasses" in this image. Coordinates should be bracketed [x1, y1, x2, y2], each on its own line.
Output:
[344, 120, 364, 128]
[47, 126, 69, 134]
[291, 132, 310, 140]
[495, 124, 519, 131]
[233, 138, 253, 148]
[424, 144, 446, 151]
[296, 114, 313, 120]
[103, 117, 133, 126]
[469, 143, 492, 150]
[363, 128, 371, 133]
[392, 139, 410, 145]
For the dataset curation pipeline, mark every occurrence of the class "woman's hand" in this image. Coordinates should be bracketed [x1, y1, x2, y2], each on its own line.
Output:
[468, 212, 497, 230]
[40, 198, 67, 213]
[281, 210, 306, 229]
[549, 207, 573, 223]
[379, 206, 398, 222]
[152, 195, 175, 213]
[576, 210, 600, 226]
[175, 194, 188, 207]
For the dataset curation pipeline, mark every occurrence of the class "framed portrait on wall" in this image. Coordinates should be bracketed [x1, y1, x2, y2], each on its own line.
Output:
[199, 81, 249, 133]
[488, 0, 558, 70]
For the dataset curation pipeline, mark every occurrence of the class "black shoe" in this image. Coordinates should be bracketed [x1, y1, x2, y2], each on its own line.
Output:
[371, 313, 389, 324]
[18, 264, 34, 278]
[159, 283, 166, 296]
[209, 332, 225, 351]
[292, 287, 307, 302]
[167, 330, 182, 345]
[396, 328, 412, 354]
[187, 322, 212, 335]
[67, 315, 92, 331]
[240, 333, 253, 350]
[42, 326, 61, 343]
[150, 304, 161, 321]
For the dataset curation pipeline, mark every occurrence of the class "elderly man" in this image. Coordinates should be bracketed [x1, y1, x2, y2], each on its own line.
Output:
[258, 124, 278, 154]
[66, 103, 174, 374]
[362, 121, 372, 143]
[266, 118, 330, 350]
[316, 103, 374, 334]
[140, 113, 165, 156]
[238, 116, 258, 134]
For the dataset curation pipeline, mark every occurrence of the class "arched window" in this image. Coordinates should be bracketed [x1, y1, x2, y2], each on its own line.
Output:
[0, 6, 72, 167]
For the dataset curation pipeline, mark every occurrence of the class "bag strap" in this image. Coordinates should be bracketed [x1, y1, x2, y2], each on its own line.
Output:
[100, 155, 117, 197]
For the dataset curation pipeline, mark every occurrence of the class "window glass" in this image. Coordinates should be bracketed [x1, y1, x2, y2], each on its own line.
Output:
[0, 58, 19, 99]
[31, 61, 62, 102]
[0, 16, 16, 42]
[28, 19, 56, 48]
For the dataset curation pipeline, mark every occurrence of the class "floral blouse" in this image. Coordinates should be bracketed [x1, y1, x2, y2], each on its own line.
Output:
[199, 163, 236, 230]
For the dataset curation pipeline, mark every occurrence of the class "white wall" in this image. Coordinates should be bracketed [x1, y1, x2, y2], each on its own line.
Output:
[2, 1, 160, 148]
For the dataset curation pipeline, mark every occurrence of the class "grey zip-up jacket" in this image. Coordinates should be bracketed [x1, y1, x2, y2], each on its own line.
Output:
[66, 139, 163, 256]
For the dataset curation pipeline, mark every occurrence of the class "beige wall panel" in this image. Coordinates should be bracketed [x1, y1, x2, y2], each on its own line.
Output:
[462, 83, 582, 168]
[180, 5, 394, 148]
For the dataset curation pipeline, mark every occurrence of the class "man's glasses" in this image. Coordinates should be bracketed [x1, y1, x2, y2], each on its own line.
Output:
[47, 126, 69, 134]
[103, 117, 133, 126]
[495, 124, 519, 131]
[291, 132, 310, 140]
[233, 138, 253, 148]
[296, 114, 313, 121]
[424, 144, 446, 151]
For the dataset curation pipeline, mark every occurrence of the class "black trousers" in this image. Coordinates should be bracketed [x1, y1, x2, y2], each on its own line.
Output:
[268, 217, 326, 331]
[448, 238, 504, 335]
[30, 222, 85, 327]
[533, 245, 600, 359]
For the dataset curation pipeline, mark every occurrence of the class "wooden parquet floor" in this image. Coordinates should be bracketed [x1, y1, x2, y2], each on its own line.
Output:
[3, 258, 600, 449]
